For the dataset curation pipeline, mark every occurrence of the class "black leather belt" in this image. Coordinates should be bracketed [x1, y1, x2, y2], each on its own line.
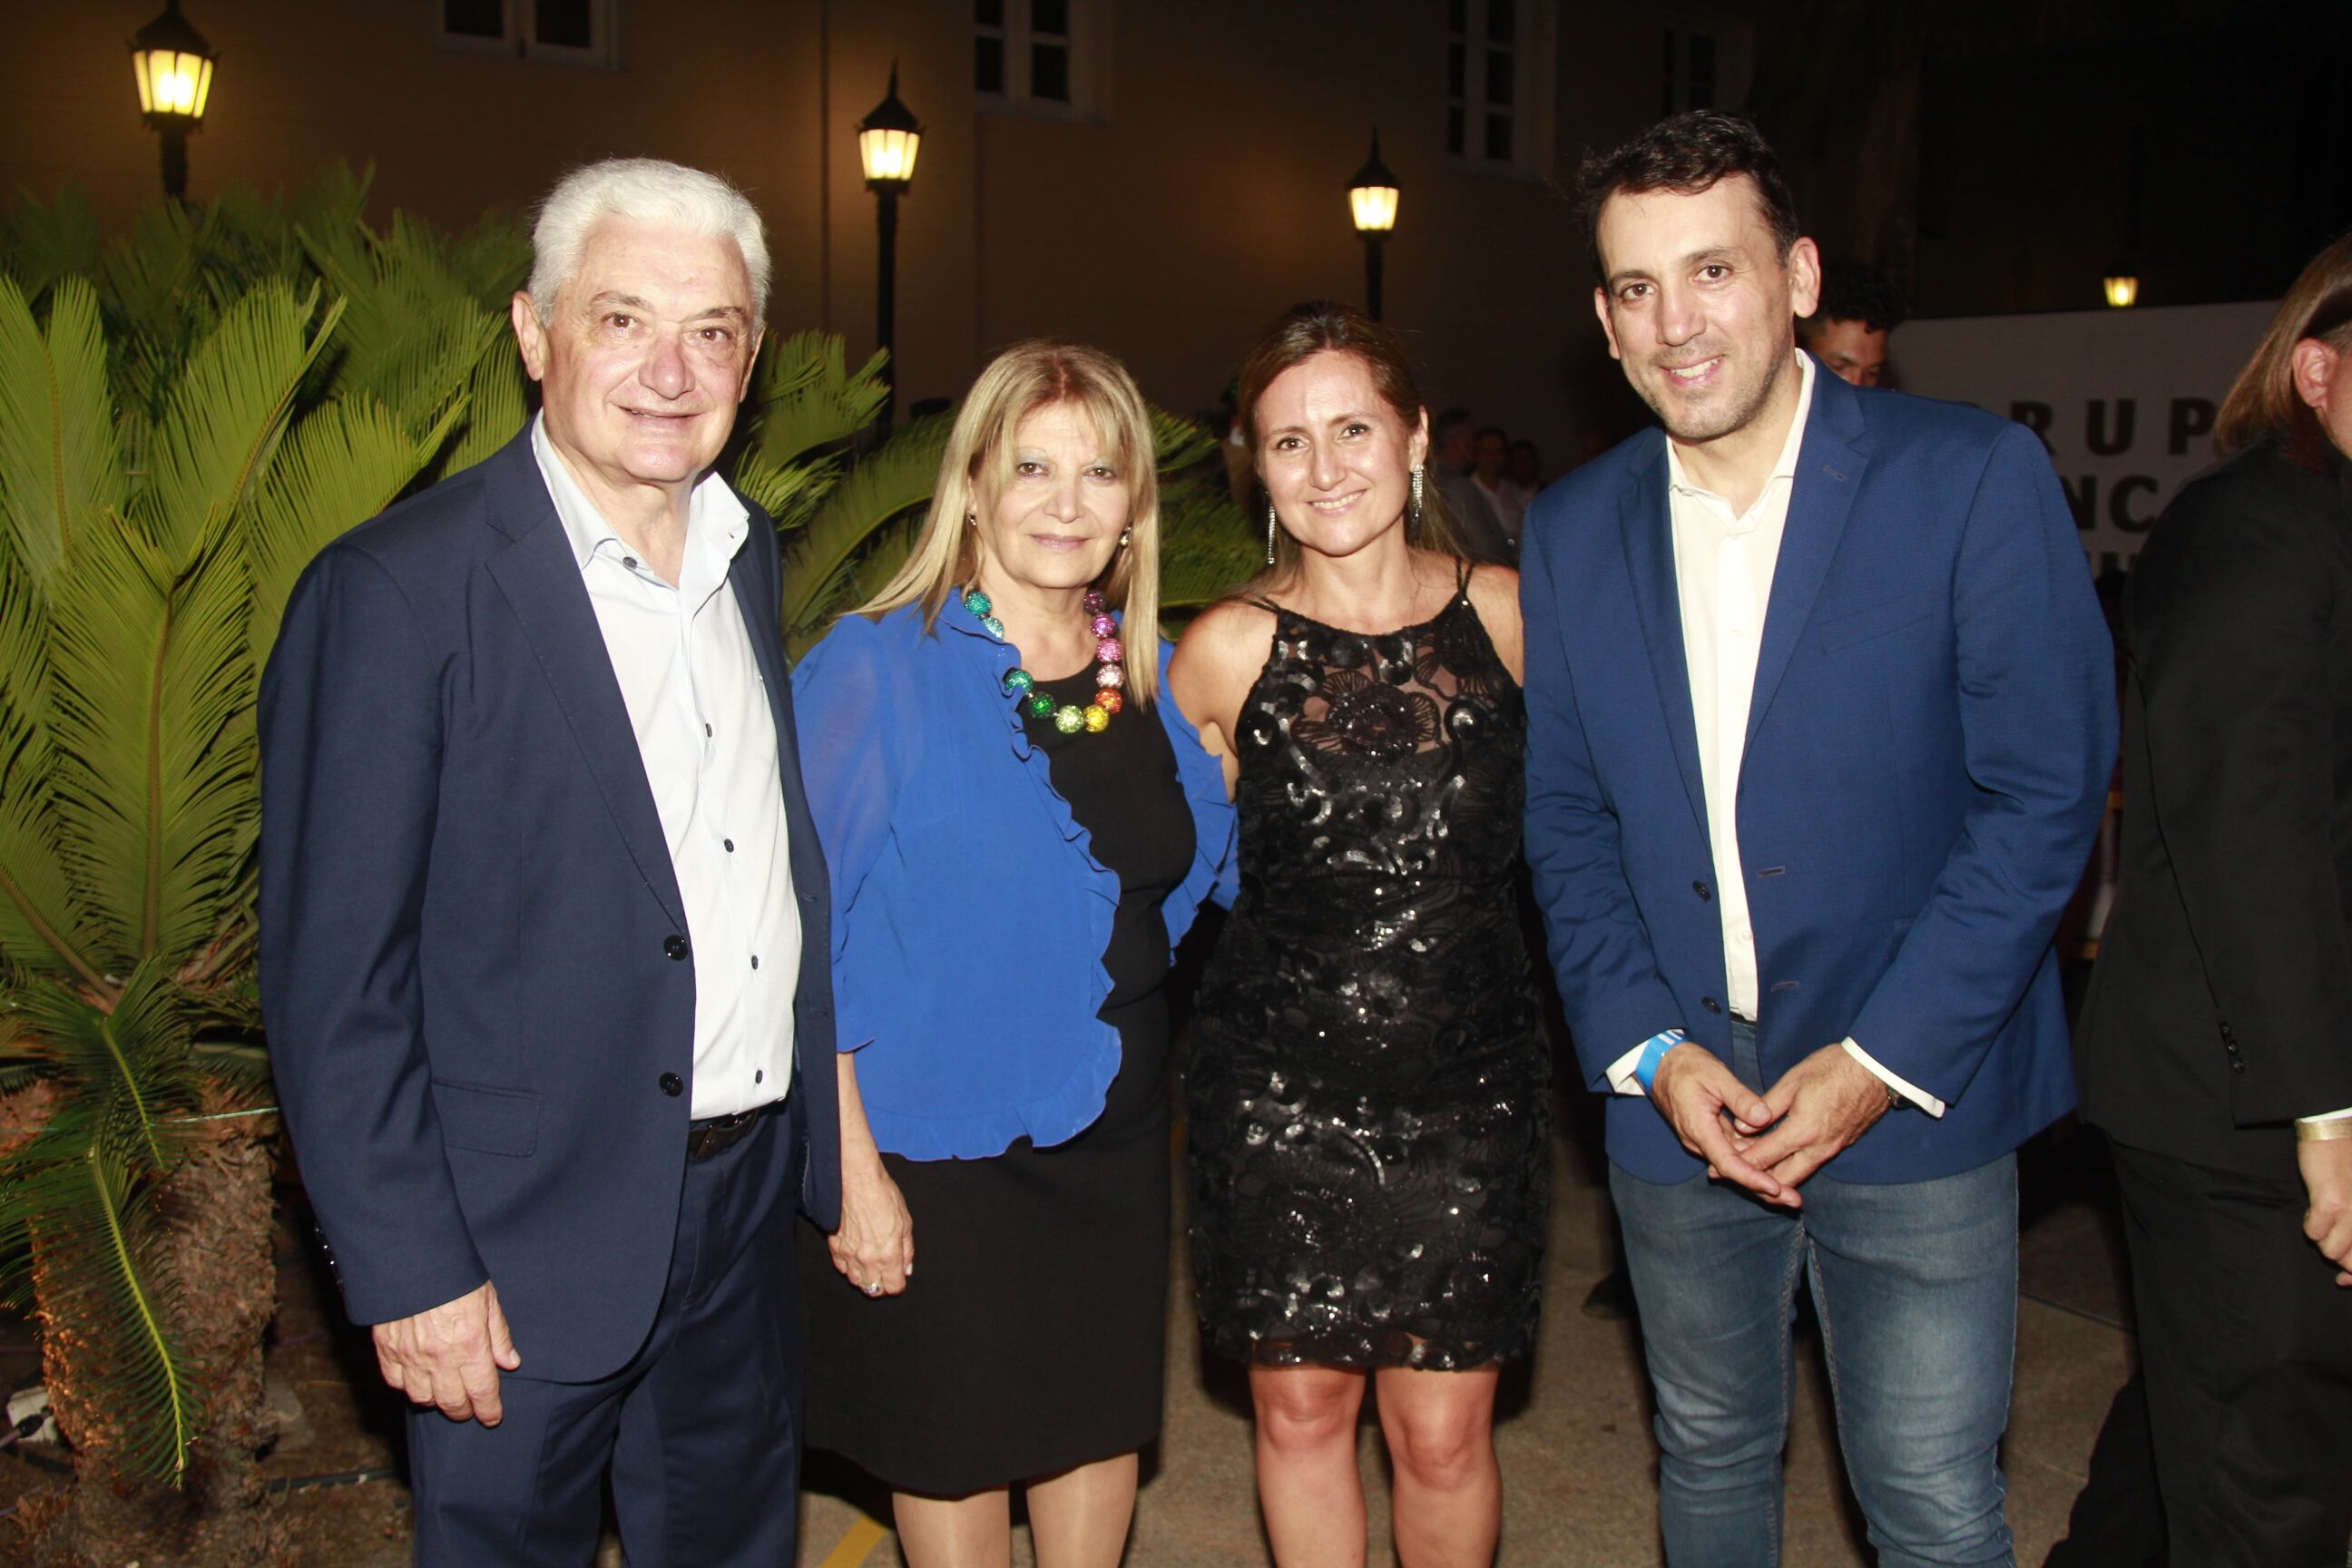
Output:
[686, 1100, 780, 1162]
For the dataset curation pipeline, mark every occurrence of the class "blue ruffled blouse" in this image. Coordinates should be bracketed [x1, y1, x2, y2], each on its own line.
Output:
[790, 596, 1236, 1160]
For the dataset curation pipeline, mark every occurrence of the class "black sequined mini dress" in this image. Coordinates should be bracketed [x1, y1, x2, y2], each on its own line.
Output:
[1188, 579, 1550, 1369]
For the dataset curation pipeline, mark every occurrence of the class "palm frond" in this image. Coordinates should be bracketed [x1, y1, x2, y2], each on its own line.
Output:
[247, 393, 465, 671]
[0, 683, 108, 994]
[730, 449, 840, 529]
[776, 412, 951, 648]
[283, 162, 374, 258]
[11, 967, 201, 1176]
[443, 208, 533, 308]
[1150, 408, 1221, 474]
[127, 281, 345, 569]
[46, 515, 256, 974]
[0, 187, 103, 309]
[97, 200, 205, 417]
[1157, 472, 1262, 613]
[0, 276, 124, 601]
[443, 342, 529, 474]
[303, 213, 506, 435]
[744, 332, 892, 469]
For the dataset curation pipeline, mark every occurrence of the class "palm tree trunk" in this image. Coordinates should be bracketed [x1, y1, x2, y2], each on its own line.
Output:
[5, 1083, 285, 1566]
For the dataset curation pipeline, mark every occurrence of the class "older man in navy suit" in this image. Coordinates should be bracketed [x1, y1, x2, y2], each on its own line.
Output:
[260, 158, 838, 1565]
[1521, 113, 2114, 1565]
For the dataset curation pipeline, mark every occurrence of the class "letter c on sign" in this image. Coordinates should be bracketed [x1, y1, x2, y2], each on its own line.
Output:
[2110, 475, 2160, 532]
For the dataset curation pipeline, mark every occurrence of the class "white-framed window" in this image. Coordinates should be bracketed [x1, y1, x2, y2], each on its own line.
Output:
[1446, 0, 1555, 176]
[1661, 15, 1754, 115]
[975, 0, 1108, 119]
[438, 0, 621, 68]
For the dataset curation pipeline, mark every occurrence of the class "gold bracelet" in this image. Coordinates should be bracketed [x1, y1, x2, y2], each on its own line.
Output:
[2294, 1118, 2352, 1142]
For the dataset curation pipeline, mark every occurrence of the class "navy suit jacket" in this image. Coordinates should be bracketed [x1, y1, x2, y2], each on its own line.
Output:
[1521, 361, 2115, 1185]
[259, 428, 841, 1382]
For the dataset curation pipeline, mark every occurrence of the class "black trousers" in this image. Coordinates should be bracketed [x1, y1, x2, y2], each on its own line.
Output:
[406, 1097, 805, 1566]
[2107, 1139, 2352, 1568]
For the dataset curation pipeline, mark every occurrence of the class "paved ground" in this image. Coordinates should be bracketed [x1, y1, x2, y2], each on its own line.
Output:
[793, 1101, 2137, 1567]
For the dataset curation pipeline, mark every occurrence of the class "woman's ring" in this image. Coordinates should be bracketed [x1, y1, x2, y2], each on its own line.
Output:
[864, 1280, 883, 1296]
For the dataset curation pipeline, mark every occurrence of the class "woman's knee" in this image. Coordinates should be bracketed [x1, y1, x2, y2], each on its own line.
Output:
[1253, 1370, 1362, 1455]
[1386, 1407, 1491, 1492]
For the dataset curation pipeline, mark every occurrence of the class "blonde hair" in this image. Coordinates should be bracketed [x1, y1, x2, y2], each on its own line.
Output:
[2216, 230, 2352, 473]
[857, 339, 1162, 706]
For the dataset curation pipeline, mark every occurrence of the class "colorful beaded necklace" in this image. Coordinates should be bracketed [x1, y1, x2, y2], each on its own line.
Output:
[964, 586, 1126, 735]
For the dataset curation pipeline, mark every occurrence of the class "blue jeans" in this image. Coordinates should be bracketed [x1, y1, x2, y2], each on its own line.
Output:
[1610, 1020, 2018, 1568]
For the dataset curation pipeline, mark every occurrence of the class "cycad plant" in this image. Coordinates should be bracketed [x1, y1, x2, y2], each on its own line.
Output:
[0, 177, 517, 1563]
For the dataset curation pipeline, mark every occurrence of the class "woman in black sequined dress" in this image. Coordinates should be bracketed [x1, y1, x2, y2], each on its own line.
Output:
[1171, 302, 1550, 1568]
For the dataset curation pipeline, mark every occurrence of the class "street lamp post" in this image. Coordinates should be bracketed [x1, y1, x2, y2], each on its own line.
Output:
[858, 63, 923, 432]
[1348, 131, 1400, 322]
[130, 0, 217, 203]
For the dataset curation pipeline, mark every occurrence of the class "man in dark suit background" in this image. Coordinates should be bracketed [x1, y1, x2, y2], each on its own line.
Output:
[260, 157, 840, 1564]
[1521, 113, 2114, 1564]
[2068, 233, 2352, 1566]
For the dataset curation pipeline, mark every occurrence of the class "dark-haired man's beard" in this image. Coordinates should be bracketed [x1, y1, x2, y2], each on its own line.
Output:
[1634, 336, 1792, 448]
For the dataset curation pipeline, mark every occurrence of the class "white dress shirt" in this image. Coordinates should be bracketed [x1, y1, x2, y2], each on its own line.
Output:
[533, 416, 799, 1120]
[1608, 354, 1944, 1116]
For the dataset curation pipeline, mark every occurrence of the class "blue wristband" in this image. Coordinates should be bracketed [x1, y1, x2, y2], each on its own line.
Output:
[1632, 1028, 1689, 1093]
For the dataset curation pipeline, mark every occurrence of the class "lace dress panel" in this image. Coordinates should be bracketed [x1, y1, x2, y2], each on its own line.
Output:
[1188, 587, 1551, 1369]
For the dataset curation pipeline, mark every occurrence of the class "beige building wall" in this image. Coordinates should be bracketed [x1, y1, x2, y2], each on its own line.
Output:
[5, 2, 1748, 465]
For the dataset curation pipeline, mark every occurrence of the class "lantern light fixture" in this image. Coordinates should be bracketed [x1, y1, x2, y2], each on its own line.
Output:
[1348, 130, 1400, 320]
[858, 64, 923, 431]
[130, 0, 217, 202]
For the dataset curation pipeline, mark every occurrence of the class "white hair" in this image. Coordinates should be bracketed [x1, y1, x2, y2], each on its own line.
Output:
[527, 157, 771, 324]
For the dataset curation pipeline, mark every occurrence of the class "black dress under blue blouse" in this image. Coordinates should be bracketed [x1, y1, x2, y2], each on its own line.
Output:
[797, 653, 1198, 1495]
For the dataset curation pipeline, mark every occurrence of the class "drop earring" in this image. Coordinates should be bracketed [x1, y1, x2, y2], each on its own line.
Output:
[1408, 463, 1426, 534]
[1264, 497, 1279, 565]
[1119, 528, 1132, 549]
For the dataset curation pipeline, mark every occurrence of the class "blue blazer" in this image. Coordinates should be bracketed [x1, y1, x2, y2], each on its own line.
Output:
[791, 597, 1236, 1161]
[1520, 362, 2116, 1185]
[258, 429, 841, 1382]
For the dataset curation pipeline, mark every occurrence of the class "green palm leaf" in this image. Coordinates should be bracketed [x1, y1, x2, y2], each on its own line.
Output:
[127, 281, 345, 569]
[0, 276, 117, 992]
[444, 346, 528, 474]
[1157, 471, 1262, 614]
[1149, 408, 1220, 473]
[0, 276, 123, 597]
[0, 186, 102, 312]
[745, 332, 891, 469]
[46, 514, 255, 975]
[247, 393, 466, 671]
[776, 412, 951, 652]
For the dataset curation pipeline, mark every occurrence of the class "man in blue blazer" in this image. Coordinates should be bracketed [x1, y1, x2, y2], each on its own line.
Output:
[1522, 113, 2113, 1565]
[260, 159, 839, 1565]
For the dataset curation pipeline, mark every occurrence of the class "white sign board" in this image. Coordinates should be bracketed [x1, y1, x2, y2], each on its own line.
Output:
[1895, 301, 2279, 573]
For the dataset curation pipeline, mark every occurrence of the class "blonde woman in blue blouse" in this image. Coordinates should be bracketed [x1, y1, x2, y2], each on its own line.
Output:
[791, 340, 1234, 1567]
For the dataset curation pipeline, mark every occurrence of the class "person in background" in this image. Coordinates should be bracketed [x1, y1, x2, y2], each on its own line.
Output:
[1473, 424, 1531, 539]
[1507, 436, 1544, 496]
[2064, 230, 2352, 1566]
[791, 340, 1233, 1568]
[1795, 255, 1906, 387]
[1430, 406, 1516, 564]
[1177, 301, 1550, 1568]
[1524, 112, 2113, 1565]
